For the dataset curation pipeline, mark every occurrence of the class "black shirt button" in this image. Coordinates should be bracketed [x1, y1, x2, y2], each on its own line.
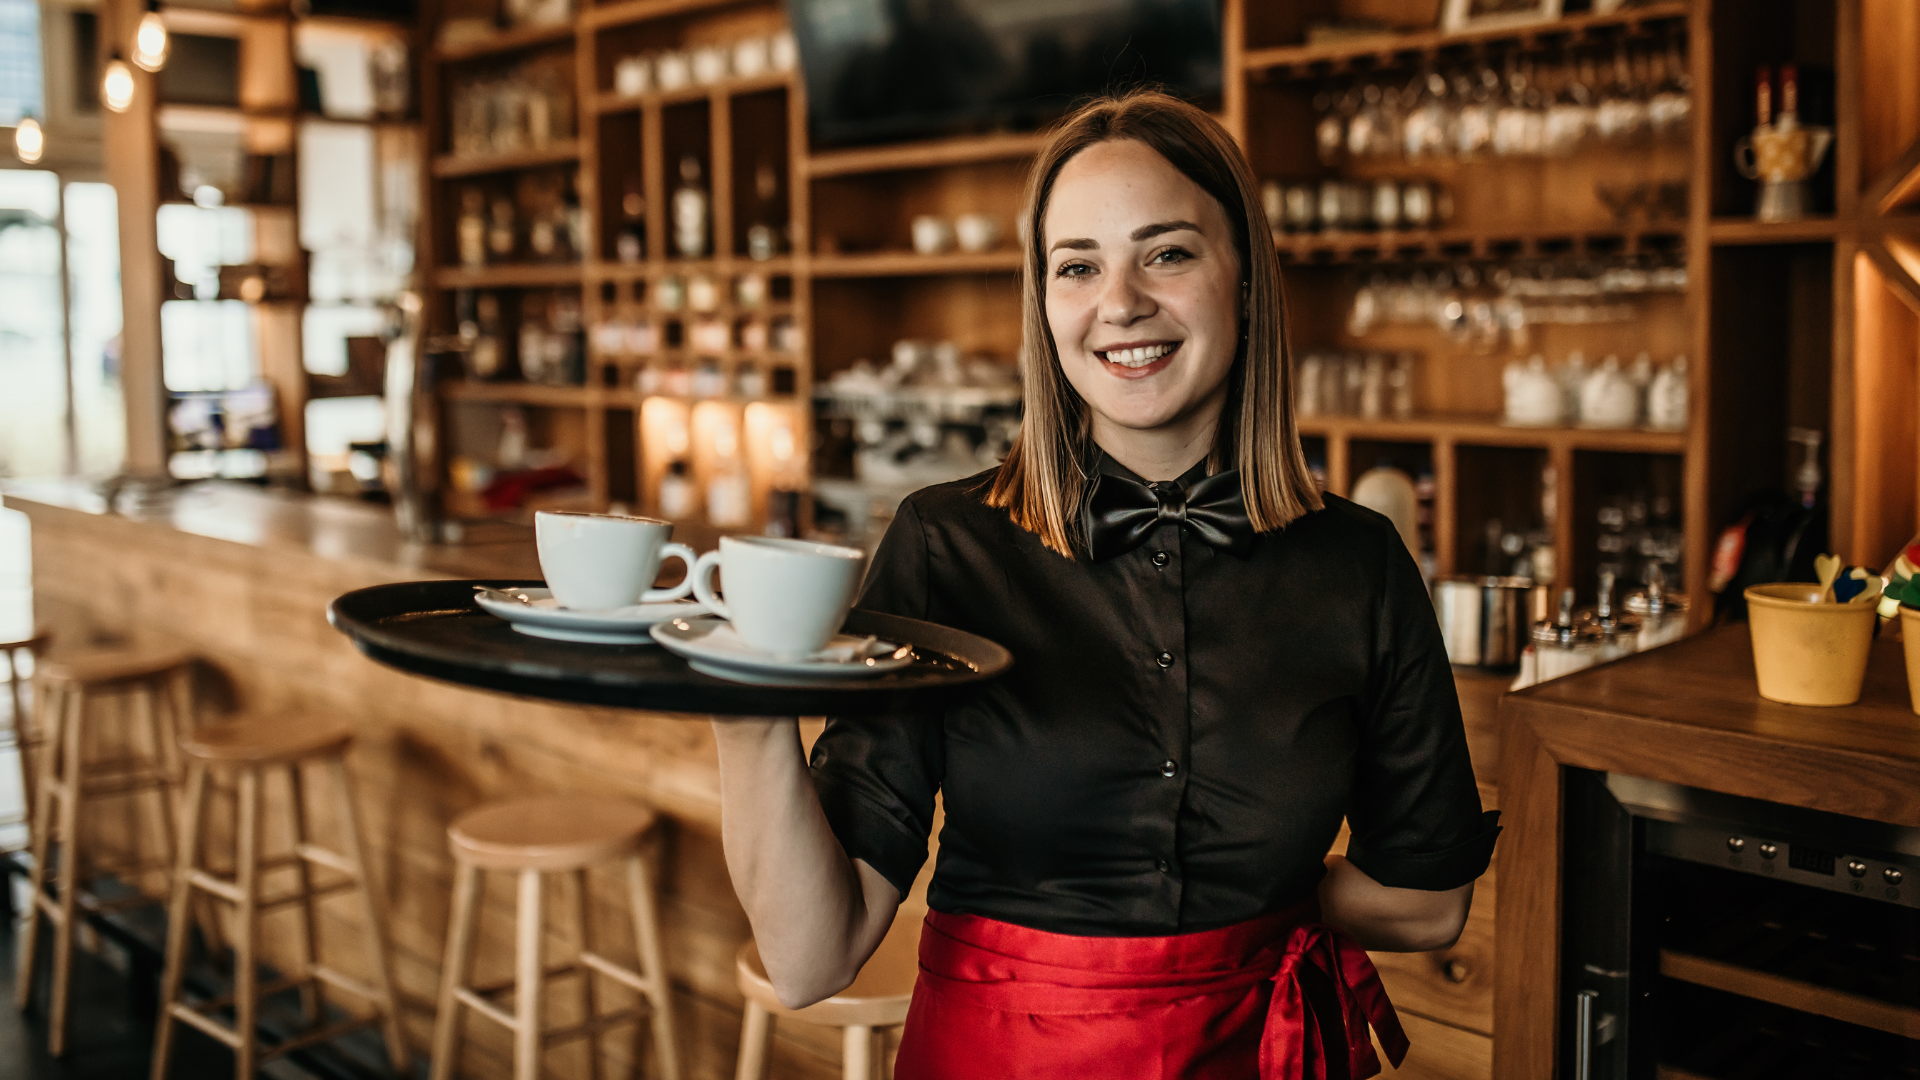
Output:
[1151, 550, 1170, 568]
[1156, 651, 1174, 668]
[1157, 859, 1171, 874]
[1161, 760, 1178, 778]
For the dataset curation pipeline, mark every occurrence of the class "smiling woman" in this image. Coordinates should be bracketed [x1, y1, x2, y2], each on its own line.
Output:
[712, 89, 1498, 1080]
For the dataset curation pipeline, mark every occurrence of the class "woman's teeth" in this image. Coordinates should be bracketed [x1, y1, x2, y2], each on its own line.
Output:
[1102, 343, 1176, 367]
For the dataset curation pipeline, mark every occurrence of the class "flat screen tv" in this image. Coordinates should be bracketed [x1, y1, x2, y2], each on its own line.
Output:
[789, 0, 1222, 149]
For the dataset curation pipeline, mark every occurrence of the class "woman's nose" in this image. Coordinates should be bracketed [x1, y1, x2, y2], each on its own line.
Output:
[1097, 265, 1155, 325]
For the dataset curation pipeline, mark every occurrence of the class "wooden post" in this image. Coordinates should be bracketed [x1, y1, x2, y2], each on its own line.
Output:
[102, 0, 168, 477]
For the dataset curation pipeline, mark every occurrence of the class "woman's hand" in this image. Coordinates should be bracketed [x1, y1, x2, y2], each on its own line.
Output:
[712, 717, 903, 1008]
[1316, 853, 1473, 953]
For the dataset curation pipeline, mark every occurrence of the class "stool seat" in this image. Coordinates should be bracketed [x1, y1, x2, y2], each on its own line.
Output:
[736, 916, 921, 1030]
[181, 717, 353, 764]
[449, 795, 658, 871]
[37, 646, 192, 686]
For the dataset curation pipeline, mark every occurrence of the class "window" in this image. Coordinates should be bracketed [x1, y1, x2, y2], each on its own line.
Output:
[0, 0, 41, 125]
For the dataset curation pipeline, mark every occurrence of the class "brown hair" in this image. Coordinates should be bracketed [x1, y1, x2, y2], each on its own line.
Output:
[984, 89, 1322, 557]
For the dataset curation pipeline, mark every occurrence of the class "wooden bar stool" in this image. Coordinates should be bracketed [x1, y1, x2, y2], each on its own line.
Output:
[733, 916, 922, 1080]
[15, 646, 193, 1056]
[429, 794, 681, 1080]
[0, 630, 49, 850]
[150, 717, 410, 1080]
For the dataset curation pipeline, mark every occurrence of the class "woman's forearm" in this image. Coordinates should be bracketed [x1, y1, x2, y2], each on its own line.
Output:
[712, 717, 902, 1007]
[1317, 854, 1472, 952]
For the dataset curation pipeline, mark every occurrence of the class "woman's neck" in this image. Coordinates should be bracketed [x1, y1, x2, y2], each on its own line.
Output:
[1090, 397, 1226, 482]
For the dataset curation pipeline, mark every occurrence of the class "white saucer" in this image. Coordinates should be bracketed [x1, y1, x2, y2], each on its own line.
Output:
[473, 587, 708, 645]
[650, 616, 914, 682]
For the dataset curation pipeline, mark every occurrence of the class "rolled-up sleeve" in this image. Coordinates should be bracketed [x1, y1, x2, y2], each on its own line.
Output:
[1343, 530, 1500, 891]
[808, 498, 945, 899]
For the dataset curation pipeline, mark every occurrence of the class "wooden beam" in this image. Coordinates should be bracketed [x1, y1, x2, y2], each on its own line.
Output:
[1491, 703, 1562, 1080]
[104, 0, 168, 477]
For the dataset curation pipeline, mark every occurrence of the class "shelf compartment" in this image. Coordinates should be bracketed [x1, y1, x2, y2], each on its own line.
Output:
[432, 142, 583, 179]
[808, 250, 1023, 278]
[1296, 415, 1688, 455]
[1276, 226, 1685, 263]
[433, 264, 584, 289]
[591, 72, 792, 113]
[1661, 950, 1920, 1041]
[434, 22, 577, 63]
[1243, 1, 1691, 76]
[805, 131, 1047, 179]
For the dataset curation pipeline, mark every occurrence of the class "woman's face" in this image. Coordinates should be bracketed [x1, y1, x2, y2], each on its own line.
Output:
[1042, 138, 1244, 439]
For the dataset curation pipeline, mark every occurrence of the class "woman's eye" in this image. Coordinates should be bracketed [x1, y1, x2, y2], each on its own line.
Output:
[1150, 247, 1193, 265]
[1054, 261, 1093, 278]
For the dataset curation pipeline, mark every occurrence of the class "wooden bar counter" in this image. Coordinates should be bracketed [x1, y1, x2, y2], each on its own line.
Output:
[3, 480, 866, 1080]
[1494, 624, 1920, 1080]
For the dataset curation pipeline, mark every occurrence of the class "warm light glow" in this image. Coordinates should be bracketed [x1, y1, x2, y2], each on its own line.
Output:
[13, 117, 43, 164]
[101, 56, 136, 113]
[133, 11, 170, 72]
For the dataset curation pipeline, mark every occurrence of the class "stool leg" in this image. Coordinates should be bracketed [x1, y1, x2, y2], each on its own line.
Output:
[14, 680, 62, 1010]
[234, 765, 263, 1080]
[150, 760, 209, 1080]
[3, 647, 28, 819]
[284, 764, 321, 1023]
[569, 869, 603, 1080]
[842, 1024, 873, 1080]
[733, 1001, 773, 1080]
[326, 756, 410, 1074]
[134, 684, 180, 898]
[46, 684, 85, 1055]
[429, 860, 481, 1080]
[513, 868, 545, 1080]
[624, 853, 681, 1080]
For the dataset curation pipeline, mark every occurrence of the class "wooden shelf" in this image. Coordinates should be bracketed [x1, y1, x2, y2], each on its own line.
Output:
[591, 72, 793, 113]
[583, 0, 752, 30]
[432, 264, 584, 289]
[432, 142, 582, 178]
[433, 21, 576, 63]
[1296, 415, 1689, 454]
[1708, 217, 1842, 245]
[1276, 225, 1685, 263]
[1243, 0, 1691, 76]
[808, 250, 1023, 278]
[588, 257, 797, 280]
[806, 131, 1048, 178]
[1659, 950, 1920, 1040]
[440, 381, 593, 406]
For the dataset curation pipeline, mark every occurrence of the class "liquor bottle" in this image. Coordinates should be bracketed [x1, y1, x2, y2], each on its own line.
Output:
[487, 197, 517, 261]
[469, 292, 504, 379]
[672, 155, 709, 258]
[457, 188, 487, 267]
[659, 459, 696, 519]
[617, 175, 646, 263]
[746, 160, 781, 261]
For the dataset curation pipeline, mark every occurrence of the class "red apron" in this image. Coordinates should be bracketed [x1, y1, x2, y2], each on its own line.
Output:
[894, 902, 1409, 1080]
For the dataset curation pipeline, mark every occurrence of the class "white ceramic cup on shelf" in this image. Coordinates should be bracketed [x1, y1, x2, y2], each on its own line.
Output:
[534, 511, 698, 611]
[690, 536, 865, 659]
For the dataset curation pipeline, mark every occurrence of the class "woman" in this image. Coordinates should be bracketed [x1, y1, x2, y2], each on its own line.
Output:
[714, 90, 1497, 1079]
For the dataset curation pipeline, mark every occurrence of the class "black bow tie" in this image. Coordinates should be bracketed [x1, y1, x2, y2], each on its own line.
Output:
[1084, 468, 1256, 561]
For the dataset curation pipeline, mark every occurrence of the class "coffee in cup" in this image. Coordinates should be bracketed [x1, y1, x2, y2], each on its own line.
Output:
[534, 511, 697, 611]
[689, 536, 865, 658]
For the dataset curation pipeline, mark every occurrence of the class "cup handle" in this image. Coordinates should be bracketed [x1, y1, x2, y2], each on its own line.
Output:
[1733, 137, 1759, 181]
[689, 549, 728, 621]
[641, 543, 698, 602]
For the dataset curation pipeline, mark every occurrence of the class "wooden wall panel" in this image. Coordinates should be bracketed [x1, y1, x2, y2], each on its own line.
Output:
[1859, 0, 1920, 188]
[1846, 250, 1920, 567]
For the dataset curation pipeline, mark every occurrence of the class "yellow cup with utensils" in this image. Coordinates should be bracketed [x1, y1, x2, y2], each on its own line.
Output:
[1746, 557, 1884, 706]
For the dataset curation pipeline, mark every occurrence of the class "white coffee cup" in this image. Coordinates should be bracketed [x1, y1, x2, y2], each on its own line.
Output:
[910, 214, 955, 255]
[690, 536, 865, 659]
[954, 212, 1000, 253]
[535, 511, 697, 611]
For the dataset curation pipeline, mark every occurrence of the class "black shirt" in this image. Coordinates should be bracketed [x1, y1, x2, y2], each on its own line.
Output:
[808, 456, 1498, 937]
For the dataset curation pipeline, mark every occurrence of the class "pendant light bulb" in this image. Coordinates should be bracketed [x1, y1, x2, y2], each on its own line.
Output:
[102, 54, 136, 113]
[13, 116, 43, 165]
[133, 7, 170, 73]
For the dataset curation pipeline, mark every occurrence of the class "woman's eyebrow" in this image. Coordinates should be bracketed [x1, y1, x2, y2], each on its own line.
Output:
[1131, 220, 1202, 242]
[1049, 237, 1098, 253]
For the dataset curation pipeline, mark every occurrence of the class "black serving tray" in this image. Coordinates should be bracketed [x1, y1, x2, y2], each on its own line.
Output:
[326, 579, 1012, 716]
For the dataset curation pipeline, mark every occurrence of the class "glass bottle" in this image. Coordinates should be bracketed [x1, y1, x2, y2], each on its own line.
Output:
[746, 160, 781, 261]
[672, 155, 709, 258]
[487, 196, 517, 262]
[659, 460, 696, 519]
[616, 175, 646, 263]
[469, 292, 504, 380]
[457, 188, 487, 268]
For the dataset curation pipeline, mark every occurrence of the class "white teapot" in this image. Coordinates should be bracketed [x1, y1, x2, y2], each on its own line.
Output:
[1503, 355, 1564, 426]
[1579, 355, 1639, 429]
[1646, 356, 1689, 431]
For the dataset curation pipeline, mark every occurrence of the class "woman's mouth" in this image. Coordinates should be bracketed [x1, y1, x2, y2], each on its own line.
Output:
[1095, 341, 1180, 379]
